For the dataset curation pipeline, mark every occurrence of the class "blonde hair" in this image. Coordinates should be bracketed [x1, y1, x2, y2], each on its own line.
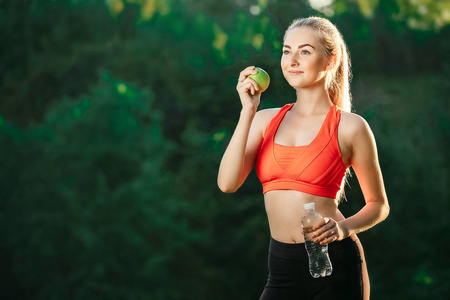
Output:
[284, 17, 352, 112]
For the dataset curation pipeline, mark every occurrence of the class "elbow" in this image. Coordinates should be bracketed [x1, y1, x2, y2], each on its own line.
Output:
[219, 186, 238, 193]
[381, 202, 390, 222]
[218, 185, 238, 193]
[217, 180, 239, 194]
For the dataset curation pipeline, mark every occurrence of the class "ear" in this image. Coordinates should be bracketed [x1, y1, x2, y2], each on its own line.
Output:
[325, 54, 337, 71]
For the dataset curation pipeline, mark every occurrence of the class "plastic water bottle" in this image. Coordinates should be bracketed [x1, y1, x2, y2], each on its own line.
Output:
[301, 202, 333, 278]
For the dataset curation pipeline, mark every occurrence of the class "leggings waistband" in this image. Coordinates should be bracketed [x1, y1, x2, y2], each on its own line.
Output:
[269, 237, 356, 260]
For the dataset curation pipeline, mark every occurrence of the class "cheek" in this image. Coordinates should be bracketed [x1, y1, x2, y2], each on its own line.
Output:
[305, 58, 324, 71]
[280, 57, 289, 69]
[317, 56, 329, 71]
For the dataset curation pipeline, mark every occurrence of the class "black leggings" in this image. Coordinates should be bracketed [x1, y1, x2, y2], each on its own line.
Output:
[259, 237, 363, 300]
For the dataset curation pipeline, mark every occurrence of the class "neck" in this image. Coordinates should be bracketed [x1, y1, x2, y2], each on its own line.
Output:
[293, 85, 333, 115]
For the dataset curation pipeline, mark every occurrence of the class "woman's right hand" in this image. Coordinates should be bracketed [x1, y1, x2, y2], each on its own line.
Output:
[236, 66, 261, 112]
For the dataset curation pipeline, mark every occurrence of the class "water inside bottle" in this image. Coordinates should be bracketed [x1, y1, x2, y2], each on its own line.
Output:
[302, 226, 333, 278]
[302, 226, 314, 240]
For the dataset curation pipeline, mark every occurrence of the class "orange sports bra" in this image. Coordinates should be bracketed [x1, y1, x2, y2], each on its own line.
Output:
[255, 103, 347, 199]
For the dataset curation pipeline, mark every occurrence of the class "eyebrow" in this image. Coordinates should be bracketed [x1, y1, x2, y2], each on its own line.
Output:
[283, 44, 315, 49]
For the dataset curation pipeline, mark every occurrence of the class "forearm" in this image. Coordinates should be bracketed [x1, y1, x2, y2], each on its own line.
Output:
[217, 108, 256, 192]
[339, 201, 390, 237]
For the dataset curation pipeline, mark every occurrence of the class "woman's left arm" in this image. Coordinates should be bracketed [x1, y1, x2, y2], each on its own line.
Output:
[313, 113, 390, 244]
[340, 114, 390, 237]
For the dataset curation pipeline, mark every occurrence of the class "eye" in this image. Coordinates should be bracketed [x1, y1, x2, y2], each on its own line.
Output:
[301, 50, 310, 55]
[283, 50, 290, 55]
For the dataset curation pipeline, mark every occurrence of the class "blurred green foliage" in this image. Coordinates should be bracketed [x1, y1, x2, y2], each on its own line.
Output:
[0, 0, 449, 299]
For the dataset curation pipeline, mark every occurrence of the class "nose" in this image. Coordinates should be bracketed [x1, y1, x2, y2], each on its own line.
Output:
[289, 52, 299, 67]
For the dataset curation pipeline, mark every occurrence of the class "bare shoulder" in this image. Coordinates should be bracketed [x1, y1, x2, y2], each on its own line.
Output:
[339, 111, 373, 140]
[339, 111, 378, 165]
[252, 107, 281, 131]
[256, 107, 281, 119]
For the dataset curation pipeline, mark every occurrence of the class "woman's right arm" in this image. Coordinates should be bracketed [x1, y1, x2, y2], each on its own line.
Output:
[217, 66, 265, 193]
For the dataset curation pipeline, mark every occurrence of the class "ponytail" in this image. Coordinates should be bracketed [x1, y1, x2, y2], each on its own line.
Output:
[327, 38, 352, 112]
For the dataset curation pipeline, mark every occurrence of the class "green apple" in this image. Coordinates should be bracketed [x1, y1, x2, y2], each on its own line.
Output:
[249, 67, 270, 92]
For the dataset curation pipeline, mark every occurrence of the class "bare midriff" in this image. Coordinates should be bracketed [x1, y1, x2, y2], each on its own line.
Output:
[264, 189, 355, 244]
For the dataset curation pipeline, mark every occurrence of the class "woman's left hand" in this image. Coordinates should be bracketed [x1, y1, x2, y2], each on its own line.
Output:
[312, 218, 348, 245]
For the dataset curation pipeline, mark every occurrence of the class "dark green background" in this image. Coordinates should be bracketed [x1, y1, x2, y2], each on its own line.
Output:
[1, 0, 449, 299]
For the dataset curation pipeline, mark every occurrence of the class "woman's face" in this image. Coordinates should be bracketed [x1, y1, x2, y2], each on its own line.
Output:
[281, 26, 330, 90]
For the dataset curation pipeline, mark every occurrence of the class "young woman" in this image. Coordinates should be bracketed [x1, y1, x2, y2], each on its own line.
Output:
[217, 17, 389, 300]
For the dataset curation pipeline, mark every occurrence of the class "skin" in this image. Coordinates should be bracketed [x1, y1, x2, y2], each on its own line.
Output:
[218, 26, 389, 299]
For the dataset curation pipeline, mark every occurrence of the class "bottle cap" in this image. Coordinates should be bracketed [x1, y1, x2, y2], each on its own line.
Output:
[303, 202, 315, 210]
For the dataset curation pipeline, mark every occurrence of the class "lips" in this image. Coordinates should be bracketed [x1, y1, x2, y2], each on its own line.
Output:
[288, 70, 304, 75]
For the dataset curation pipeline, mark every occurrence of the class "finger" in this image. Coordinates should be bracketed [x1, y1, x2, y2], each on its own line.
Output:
[312, 219, 336, 240]
[239, 69, 258, 84]
[314, 228, 335, 244]
[312, 217, 330, 231]
[242, 78, 259, 94]
[238, 66, 257, 82]
[250, 83, 255, 95]
[320, 231, 337, 245]
[239, 81, 257, 96]
[313, 229, 332, 243]
[246, 77, 260, 93]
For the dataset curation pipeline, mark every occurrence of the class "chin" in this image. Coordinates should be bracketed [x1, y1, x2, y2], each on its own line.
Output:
[288, 81, 307, 89]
